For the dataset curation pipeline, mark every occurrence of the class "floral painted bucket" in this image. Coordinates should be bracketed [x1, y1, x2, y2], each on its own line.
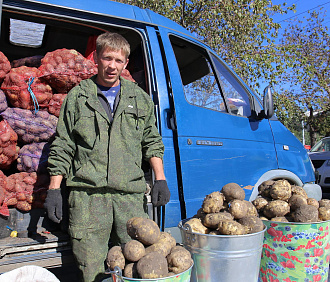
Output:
[259, 220, 330, 282]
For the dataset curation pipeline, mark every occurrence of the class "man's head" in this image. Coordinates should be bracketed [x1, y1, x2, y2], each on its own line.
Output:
[95, 32, 130, 59]
[94, 32, 130, 87]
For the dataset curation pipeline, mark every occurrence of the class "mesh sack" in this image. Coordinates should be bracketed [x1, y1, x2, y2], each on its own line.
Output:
[0, 119, 19, 169]
[39, 48, 97, 93]
[1, 108, 58, 144]
[120, 69, 135, 82]
[17, 142, 50, 173]
[1, 66, 53, 110]
[0, 89, 8, 113]
[48, 93, 67, 117]
[3, 171, 49, 213]
[0, 170, 7, 216]
[0, 51, 11, 83]
[11, 55, 43, 68]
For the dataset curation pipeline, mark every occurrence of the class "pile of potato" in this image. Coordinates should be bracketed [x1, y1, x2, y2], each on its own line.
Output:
[253, 179, 330, 222]
[3, 171, 48, 213]
[0, 90, 8, 112]
[1, 66, 53, 110]
[0, 51, 11, 83]
[185, 180, 330, 237]
[0, 119, 19, 169]
[185, 183, 264, 236]
[1, 108, 58, 144]
[17, 142, 50, 173]
[106, 217, 193, 279]
[48, 93, 67, 117]
[39, 48, 97, 93]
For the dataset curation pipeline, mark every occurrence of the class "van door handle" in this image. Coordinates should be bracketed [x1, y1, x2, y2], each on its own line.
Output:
[166, 110, 177, 131]
[169, 116, 177, 130]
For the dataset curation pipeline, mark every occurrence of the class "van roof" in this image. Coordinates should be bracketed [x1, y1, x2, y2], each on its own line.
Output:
[19, 0, 193, 37]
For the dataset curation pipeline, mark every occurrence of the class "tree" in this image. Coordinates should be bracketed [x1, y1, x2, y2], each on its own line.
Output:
[276, 10, 330, 146]
[115, 0, 294, 91]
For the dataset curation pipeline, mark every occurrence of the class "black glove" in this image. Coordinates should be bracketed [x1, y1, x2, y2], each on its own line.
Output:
[44, 189, 63, 223]
[151, 180, 170, 207]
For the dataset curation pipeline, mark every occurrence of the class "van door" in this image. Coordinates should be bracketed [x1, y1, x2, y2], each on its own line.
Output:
[154, 28, 278, 220]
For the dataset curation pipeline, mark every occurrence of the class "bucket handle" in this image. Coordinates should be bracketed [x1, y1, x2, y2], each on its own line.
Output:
[105, 266, 125, 282]
[182, 222, 197, 245]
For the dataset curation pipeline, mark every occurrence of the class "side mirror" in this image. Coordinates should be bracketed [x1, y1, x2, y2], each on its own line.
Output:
[258, 86, 274, 120]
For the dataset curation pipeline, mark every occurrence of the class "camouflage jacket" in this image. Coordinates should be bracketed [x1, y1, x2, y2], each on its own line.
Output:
[47, 77, 164, 193]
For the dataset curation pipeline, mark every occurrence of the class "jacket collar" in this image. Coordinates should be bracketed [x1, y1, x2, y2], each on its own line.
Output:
[78, 76, 138, 120]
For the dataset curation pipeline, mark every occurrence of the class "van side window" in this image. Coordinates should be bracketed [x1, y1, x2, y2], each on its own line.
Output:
[211, 54, 251, 117]
[169, 36, 226, 113]
[9, 19, 45, 47]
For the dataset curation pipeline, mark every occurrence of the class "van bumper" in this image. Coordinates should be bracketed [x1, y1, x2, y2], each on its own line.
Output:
[302, 183, 322, 201]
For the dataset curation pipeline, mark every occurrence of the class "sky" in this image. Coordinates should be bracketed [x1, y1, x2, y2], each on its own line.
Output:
[273, 0, 330, 32]
[255, 0, 330, 93]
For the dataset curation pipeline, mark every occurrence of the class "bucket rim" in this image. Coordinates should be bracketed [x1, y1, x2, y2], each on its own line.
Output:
[262, 218, 330, 225]
[178, 217, 267, 238]
[119, 261, 194, 281]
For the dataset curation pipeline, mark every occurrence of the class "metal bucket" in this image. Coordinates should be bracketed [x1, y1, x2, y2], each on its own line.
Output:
[259, 219, 330, 282]
[178, 218, 266, 282]
[104, 263, 193, 282]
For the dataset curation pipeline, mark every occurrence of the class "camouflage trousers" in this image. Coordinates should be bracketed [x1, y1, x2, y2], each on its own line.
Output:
[67, 187, 148, 282]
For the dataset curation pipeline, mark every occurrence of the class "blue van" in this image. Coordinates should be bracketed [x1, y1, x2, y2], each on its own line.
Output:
[0, 0, 320, 233]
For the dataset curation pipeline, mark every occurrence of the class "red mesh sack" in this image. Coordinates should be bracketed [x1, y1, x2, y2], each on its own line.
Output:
[121, 69, 135, 82]
[0, 51, 11, 83]
[11, 55, 43, 68]
[0, 170, 8, 216]
[1, 108, 58, 144]
[17, 142, 50, 173]
[3, 171, 49, 213]
[39, 48, 97, 93]
[0, 89, 8, 113]
[0, 120, 19, 169]
[1, 66, 53, 110]
[48, 93, 67, 117]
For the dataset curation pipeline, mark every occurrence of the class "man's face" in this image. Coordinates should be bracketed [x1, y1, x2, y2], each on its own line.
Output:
[94, 47, 128, 87]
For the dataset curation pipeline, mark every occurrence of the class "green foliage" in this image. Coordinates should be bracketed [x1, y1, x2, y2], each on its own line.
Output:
[276, 10, 330, 146]
[115, 1, 330, 145]
[115, 0, 294, 90]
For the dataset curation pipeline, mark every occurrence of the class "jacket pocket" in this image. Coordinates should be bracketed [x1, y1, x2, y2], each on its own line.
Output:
[74, 159, 107, 187]
[73, 112, 97, 149]
[123, 108, 146, 140]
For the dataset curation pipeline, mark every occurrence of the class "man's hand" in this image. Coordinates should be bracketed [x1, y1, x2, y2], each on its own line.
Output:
[44, 189, 63, 223]
[151, 180, 170, 207]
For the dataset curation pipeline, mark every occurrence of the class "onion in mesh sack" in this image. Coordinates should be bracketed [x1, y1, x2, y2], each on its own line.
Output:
[17, 142, 50, 173]
[1, 66, 53, 110]
[0, 119, 19, 169]
[0, 51, 11, 83]
[39, 48, 97, 93]
[1, 108, 58, 144]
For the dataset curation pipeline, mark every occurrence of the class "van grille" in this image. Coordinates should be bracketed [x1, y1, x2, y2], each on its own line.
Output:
[311, 160, 325, 169]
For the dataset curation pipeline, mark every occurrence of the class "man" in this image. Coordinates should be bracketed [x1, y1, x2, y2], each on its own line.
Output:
[45, 32, 170, 282]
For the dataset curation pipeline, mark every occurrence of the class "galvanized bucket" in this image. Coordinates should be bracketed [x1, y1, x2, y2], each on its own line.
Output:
[259, 219, 330, 282]
[178, 218, 266, 282]
[103, 263, 193, 282]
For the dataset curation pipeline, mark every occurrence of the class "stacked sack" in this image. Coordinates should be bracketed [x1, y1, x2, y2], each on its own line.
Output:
[0, 49, 97, 215]
[0, 51, 11, 83]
